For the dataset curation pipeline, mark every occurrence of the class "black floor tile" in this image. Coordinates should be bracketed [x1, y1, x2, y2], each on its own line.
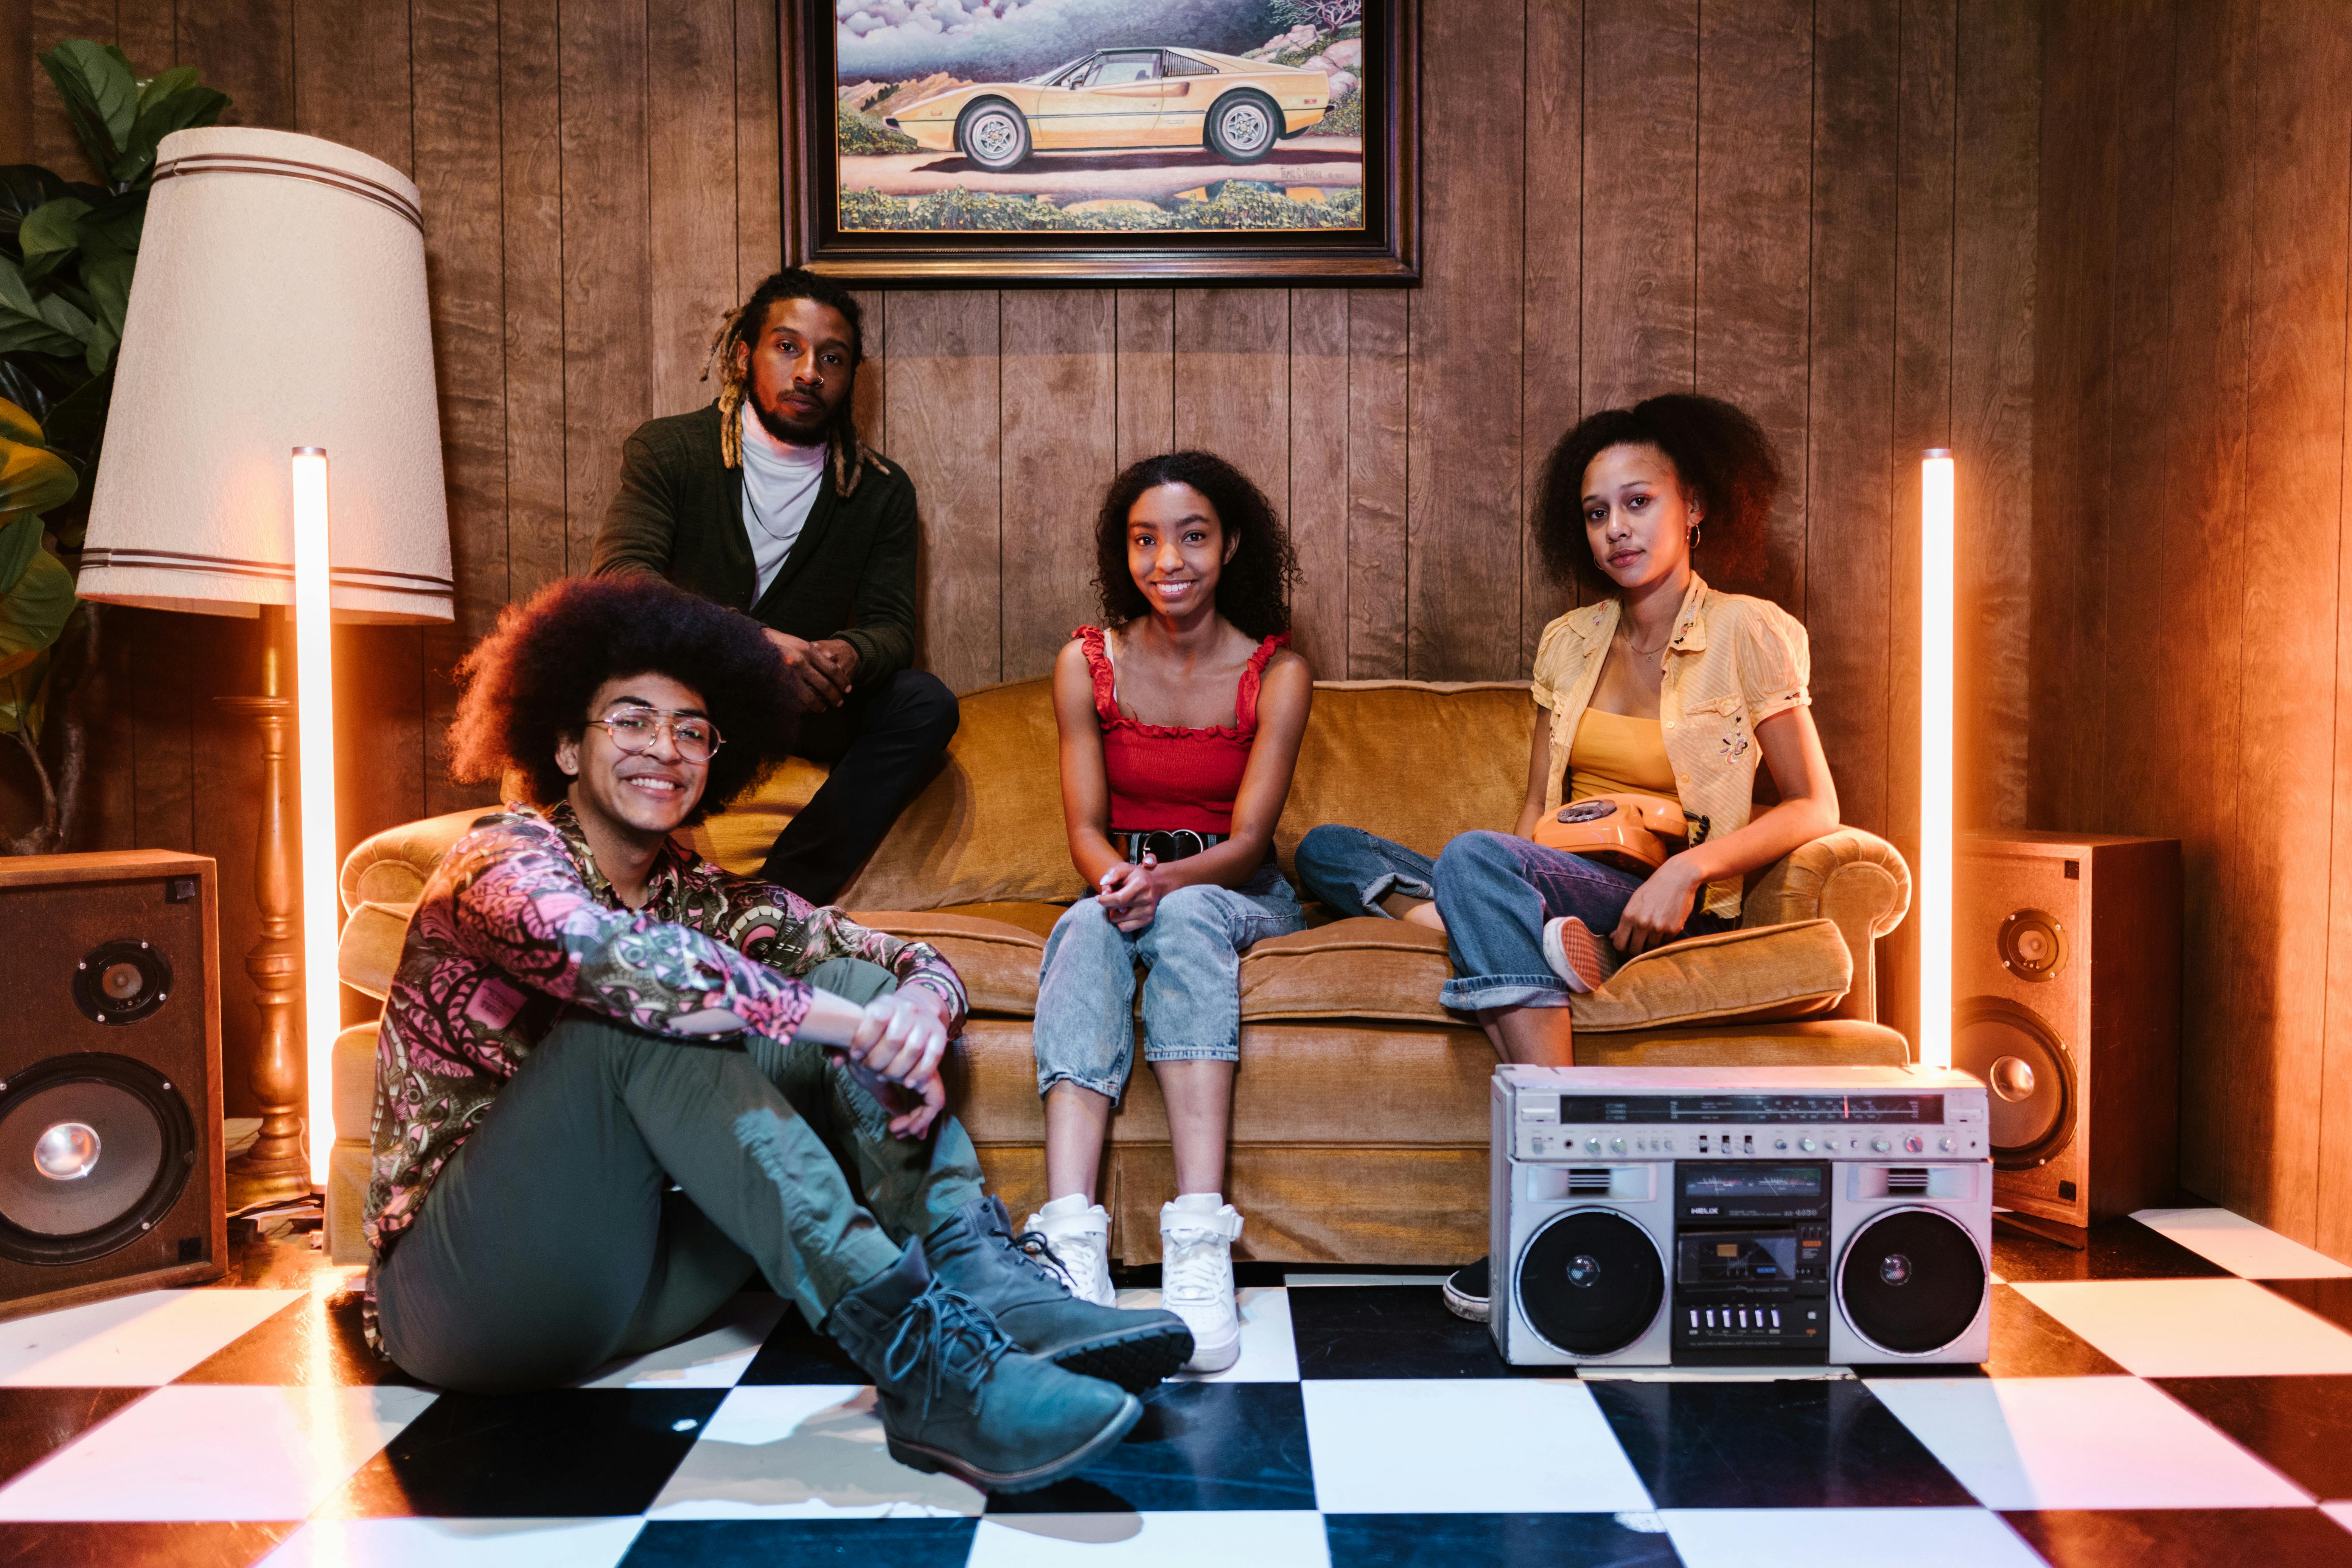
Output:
[326, 1388, 726, 1517]
[1993, 1217, 2233, 1283]
[985, 1381, 1315, 1514]
[0, 1521, 297, 1568]
[2261, 1278, 2352, 1335]
[1586, 1377, 1973, 1509]
[2154, 1375, 2352, 1501]
[1288, 1284, 1528, 1379]
[0, 1387, 145, 1488]
[622, 1517, 979, 1567]
[1323, 1512, 1684, 1568]
[737, 1304, 868, 1385]
[177, 1289, 419, 1387]
[2004, 1507, 2352, 1568]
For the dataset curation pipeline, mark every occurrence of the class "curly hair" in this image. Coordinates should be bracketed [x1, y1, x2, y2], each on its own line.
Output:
[1092, 451, 1299, 640]
[1535, 393, 1783, 597]
[701, 267, 887, 498]
[445, 575, 799, 824]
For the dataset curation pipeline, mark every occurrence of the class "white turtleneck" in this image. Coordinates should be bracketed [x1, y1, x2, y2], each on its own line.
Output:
[740, 409, 827, 602]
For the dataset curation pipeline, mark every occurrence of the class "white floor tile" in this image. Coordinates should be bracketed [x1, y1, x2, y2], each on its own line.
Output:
[2012, 1278, 2352, 1377]
[575, 1294, 787, 1389]
[1281, 1273, 1452, 1288]
[1662, 1507, 2044, 1568]
[644, 1384, 982, 1519]
[1867, 1375, 2312, 1509]
[967, 1511, 1330, 1566]
[2324, 1501, 2352, 1535]
[1114, 1286, 1297, 1382]
[0, 1384, 435, 1520]
[259, 1518, 646, 1568]
[2133, 1207, 2352, 1279]
[0, 1288, 301, 1386]
[1302, 1378, 1651, 1514]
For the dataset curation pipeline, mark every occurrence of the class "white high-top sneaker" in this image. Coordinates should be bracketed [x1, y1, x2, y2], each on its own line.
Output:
[1159, 1194, 1244, 1373]
[1021, 1194, 1116, 1307]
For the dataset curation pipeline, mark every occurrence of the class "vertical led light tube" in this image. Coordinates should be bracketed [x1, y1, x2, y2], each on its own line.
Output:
[292, 447, 339, 1185]
[1919, 449, 1956, 1068]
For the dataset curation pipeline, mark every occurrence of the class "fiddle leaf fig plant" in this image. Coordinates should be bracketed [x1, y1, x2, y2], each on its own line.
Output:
[0, 42, 225, 852]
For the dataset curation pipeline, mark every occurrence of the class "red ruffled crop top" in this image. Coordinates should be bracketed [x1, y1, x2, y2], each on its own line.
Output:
[1077, 625, 1287, 835]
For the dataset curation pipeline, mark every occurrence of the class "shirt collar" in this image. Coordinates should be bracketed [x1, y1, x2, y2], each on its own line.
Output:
[1566, 573, 1712, 652]
[540, 800, 691, 917]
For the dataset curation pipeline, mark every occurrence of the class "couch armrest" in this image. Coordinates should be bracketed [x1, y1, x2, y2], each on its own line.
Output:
[1741, 827, 1912, 1025]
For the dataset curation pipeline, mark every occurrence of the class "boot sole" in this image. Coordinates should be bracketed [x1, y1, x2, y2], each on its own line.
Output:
[1048, 1321, 1198, 1392]
[1441, 1278, 1491, 1323]
[886, 1391, 1144, 1493]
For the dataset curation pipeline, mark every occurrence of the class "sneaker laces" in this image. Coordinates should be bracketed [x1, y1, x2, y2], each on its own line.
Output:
[1010, 1225, 1079, 1290]
[1161, 1228, 1232, 1309]
[877, 1282, 1014, 1418]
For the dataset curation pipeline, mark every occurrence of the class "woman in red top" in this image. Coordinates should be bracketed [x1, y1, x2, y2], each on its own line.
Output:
[1023, 451, 1313, 1373]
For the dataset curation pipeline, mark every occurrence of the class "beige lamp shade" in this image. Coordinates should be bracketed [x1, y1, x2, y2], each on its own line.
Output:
[78, 126, 452, 624]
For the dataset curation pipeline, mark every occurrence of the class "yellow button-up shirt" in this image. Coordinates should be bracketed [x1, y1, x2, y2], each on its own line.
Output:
[1528, 574, 1813, 920]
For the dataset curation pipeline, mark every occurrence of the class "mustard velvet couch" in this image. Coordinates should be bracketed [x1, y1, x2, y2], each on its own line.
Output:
[324, 678, 1912, 1268]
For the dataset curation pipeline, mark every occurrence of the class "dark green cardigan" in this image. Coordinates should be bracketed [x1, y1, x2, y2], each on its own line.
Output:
[589, 404, 920, 683]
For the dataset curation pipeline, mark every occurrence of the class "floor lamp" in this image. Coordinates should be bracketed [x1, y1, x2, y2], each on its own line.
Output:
[1919, 449, 1955, 1069]
[76, 127, 453, 1207]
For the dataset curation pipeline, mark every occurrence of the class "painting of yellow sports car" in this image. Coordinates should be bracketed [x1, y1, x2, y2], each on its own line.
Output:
[881, 48, 1330, 170]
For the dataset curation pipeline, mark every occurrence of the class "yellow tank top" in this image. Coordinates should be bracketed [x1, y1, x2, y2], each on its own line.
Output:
[1567, 707, 1677, 804]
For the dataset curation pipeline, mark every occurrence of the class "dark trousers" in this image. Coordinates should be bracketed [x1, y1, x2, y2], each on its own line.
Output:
[375, 960, 986, 1393]
[760, 668, 960, 905]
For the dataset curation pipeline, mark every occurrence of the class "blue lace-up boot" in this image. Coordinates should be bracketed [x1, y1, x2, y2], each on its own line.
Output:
[825, 1238, 1141, 1492]
[924, 1195, 1194, 1393]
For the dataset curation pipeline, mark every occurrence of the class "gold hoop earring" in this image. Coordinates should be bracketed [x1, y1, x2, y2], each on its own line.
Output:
[1688, 523, 1703, 549]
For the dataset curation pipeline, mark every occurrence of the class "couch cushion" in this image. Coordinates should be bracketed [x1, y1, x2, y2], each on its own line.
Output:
[331, 1022, 379, 1140]
[1572, 1016, 1911, 1066]
[847, 910, 1046, 1017]
[1570, 918, 1850, 1032]
[338, 901, 415, 1001]
[1229, 914, 1848, 1032]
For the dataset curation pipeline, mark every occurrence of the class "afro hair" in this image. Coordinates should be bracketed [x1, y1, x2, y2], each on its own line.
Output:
[1535, 393, 1783, 597]
[445, 573, 799, 824]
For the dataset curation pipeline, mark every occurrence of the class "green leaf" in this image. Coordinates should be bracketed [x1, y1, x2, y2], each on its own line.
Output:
[135, 65, 200, 113]
[81, 250, 132, 340]
[17, 198, 92, 266]
[0, 547, 76, 663]
[39, 42, 138, 181]
[0, 516, 37, 596]
[39, 367, 110, 457]
[0, 315, 85, 360]
[0, 442, 76, 525]
[36, 292, 95, 343]
[0, 166, 71, 255]
[0, 646, 51, 737]
[78, 191, 145, 253]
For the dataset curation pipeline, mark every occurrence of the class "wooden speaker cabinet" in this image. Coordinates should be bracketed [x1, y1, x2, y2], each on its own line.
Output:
[0, 852, 226, 1319]
[1955, 831, 2181, 1227]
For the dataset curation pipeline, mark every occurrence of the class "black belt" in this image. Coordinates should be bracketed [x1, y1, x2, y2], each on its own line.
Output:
[1117, 828, 1225, 863]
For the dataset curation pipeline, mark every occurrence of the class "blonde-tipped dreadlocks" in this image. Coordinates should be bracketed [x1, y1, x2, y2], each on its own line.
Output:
[702, 269, 888, 500]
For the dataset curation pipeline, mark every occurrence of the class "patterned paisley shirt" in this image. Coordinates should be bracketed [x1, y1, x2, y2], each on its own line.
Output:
[362, 802, 967, 1261]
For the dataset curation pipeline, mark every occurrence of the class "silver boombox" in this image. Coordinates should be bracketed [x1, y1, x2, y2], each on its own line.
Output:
[1491, 1064, 1993, 1368]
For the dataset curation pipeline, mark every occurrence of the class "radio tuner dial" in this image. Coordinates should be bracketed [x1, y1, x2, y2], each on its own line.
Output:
[1799, 1137, 1816, 1152]
[1586, 1138, 1600, 1152]
[1905, 1136, 1925, 1154]
[1940, 1137, 1956, 1152]
[1610, 1138, 1626, 1153]
[1775, 1139, 1788, 1150]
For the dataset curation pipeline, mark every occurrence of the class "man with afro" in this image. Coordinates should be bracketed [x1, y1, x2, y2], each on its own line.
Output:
[360, 574, 1190, 1493]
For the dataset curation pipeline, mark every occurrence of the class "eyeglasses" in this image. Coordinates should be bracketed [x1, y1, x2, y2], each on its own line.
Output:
[585, 707, 724, 763]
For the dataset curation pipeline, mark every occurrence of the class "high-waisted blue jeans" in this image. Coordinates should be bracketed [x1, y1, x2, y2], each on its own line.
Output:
[1031, 866, 1305, 1103]
[1293, 825, 1731, 1013]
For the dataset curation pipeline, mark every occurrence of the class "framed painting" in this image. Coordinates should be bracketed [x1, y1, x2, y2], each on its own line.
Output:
[785, 0, 1418, 284]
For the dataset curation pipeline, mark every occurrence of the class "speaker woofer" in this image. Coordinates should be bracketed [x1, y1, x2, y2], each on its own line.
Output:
[1838, 1207, 1987, 1356]
[1516, 1208, 1665, 1357]
[0, 1054, 195, 1265]
[1955, 996, 2077, 1168]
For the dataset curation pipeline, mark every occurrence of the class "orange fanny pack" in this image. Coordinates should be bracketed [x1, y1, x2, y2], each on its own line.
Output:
[1531, 793, 1697, 875]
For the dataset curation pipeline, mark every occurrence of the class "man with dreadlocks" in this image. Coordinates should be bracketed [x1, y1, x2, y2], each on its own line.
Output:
[592, 267, 959, 905]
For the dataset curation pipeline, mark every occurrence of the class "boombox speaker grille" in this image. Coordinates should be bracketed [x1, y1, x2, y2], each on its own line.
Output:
[1517, 1208, 1664, 1356]
[1839, 1208, 1986, 1356]
[1954, 997, 2077, 1168]
[0, 1054, 196, 1265]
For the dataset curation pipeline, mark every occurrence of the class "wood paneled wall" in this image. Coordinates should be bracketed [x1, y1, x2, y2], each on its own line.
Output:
[11, 0, 2040, 1115]
[2033, 0, 2352, 1262]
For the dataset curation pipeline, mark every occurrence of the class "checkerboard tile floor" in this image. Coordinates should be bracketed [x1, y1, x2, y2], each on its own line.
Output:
[2, 1207, 2350, 1567]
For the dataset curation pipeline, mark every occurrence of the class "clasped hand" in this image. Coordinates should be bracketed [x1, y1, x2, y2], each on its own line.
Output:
[833, 990, 951, 1138]
[764, 629, 859, 712]
[1096, 852, 1162, 933]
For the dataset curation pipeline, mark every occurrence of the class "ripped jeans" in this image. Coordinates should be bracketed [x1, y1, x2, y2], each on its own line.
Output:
[375, 957, 983, 1391]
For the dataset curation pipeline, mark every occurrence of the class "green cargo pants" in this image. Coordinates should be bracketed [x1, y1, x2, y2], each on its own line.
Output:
[376, 959, 986, 1391]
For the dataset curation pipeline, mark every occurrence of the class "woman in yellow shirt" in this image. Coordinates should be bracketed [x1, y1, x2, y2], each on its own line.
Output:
[1292, 393, 1841, 1322]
